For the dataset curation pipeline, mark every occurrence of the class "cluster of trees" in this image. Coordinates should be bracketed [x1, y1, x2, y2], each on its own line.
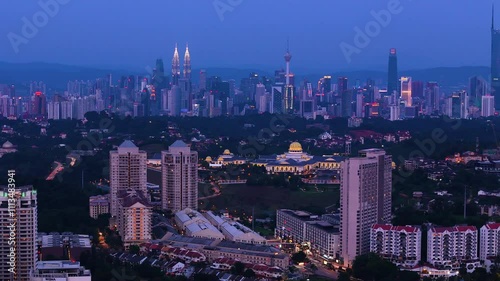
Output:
[338, 253, 420, 281]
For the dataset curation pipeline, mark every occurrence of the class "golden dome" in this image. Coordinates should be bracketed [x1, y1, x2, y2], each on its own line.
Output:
[289, 142, 303, 152]
[223, 149, 231, 155]
[205, 156, 212, 162]
[218, 157, 224, 161]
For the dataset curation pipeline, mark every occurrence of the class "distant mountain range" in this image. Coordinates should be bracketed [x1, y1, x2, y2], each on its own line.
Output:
[0, 62, 490, 94]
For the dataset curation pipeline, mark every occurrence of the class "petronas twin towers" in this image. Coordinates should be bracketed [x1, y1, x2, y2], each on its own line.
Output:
[171, 43, 191, 85]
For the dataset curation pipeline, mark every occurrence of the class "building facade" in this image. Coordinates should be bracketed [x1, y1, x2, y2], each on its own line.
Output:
[370, 224, 421, 267]
[340, 149, 392, 267]
[116, 190, 152, 248]
[89, 194, 110, 219]
[109, 140, 147, 217]
[427, 226, 478, 269]
[161, 140, 198, 211]
[480, 223, 500, 262]
[0, 186, 38, 281]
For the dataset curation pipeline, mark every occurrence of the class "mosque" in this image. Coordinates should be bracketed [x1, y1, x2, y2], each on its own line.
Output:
[206, 149, 247, 168]
[251, 142, 344, 174]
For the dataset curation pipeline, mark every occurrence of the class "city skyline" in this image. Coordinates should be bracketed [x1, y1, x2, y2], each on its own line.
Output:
[1, 1, 499, 71]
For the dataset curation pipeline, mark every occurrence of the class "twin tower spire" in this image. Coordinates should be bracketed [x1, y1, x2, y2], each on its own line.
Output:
[172, 43, 191, 82]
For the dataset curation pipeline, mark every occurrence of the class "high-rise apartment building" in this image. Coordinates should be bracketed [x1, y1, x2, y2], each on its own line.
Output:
[161, 140, 198, 212]
[340, 149, 392, 267]
[109, 140, 147, 217]
[116, 189, 152, 248]
[482, 95, 495, 117]
[371, 224, 421, 267]
[0, 185, 38, 281]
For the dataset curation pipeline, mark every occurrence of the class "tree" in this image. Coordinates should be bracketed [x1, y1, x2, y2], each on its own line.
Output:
[193, 273, 218, 281]
[352, 253, 399, 281]
[243, 268, 256, 277]
[129, 244, 140, 255]
[231, 261, 246, 275]
[291, 251, 307, 264]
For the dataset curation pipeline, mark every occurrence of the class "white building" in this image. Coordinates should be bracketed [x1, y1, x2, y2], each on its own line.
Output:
[109, 140, 147, 216]
[275, 209, 340, 260]
[370, 224, 421, 267]
[30, 260, 91, 281]
[482, 95, 495, 117]
[204, 211, 266, 244]
[174, 208, 225, 240]
[47, 101, 60, 120]
[161, 140, 198, 212]
[0, 186, 38, 281]
[89, 194, 110, 219]
[479, 223, 500, 263]
[389, 105, 400, 121]
[427, 226, 478, 269]
[340, 149, 392, 267]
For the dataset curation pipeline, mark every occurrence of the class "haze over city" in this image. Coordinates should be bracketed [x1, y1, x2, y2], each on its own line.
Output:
[0, 0, 496, 71]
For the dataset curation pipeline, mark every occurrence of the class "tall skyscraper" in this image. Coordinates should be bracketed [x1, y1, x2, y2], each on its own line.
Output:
[340, 149, 392, 267]
[271, 84, 284, 114]
[183, 43, 191, 80]
[161, 140, 198, 212]
[492, 5, 500, 109]
[411, 81, 424, 99]
[0, 186, 38, 281]
[424, 82, 440, 115]
[469, 76, 488, 107]
[337, 77, 348, 95]
[109, 140, 147, 217]
[400, 77, 412, 106]
[32, 91, 47, 117]
[482, 95, 495, 117]
[199, 70, 207, 90]
[172, 44, 181, 86]
[387, 48, 398, 95]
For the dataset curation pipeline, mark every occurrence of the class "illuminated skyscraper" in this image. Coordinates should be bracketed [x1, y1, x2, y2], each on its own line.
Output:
[284, 43, 294, 113]
[400, 77, 412, 106]
[172, 44, 181, 86]
[387, 48, 398, 95]
[183, 43, 191, 80]
[492, 5, 500, 108]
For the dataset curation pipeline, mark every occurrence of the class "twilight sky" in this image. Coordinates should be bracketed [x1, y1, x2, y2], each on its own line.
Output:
[0, 0, 495, 72]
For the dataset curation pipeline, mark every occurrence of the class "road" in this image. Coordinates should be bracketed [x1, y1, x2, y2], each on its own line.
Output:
[46, 161, 63, 180]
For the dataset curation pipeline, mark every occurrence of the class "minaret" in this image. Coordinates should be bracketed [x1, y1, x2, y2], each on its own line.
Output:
[284, 39, 292, 86]
[172, 43, 180, 86]
[183, 43, 191, 80]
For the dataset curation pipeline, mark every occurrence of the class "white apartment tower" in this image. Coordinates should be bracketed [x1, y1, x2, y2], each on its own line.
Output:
[479, 223, 500, 262]
[340, 149, 392, 267]
[109, 140, 147, 217]
[161, 140, 198, 212]
[482, 95, 495, 117]
[0, 186, 38, 281]
[427, 226, 478, 267]
[371, 224, 421, 267]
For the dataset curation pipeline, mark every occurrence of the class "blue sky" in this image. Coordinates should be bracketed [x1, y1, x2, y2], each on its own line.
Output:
[0, 0, 495, 72]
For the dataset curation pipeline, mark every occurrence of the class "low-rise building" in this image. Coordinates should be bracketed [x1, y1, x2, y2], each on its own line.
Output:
[275, 209, 340, 260]
[89, 194, 109, 219]
[479, 223, 500, 263]
[370, 224, 421, 267]
[38, 232, 91, 261]
[174, 208, 225, 240]
[204, 211, 266, 244]
[427, 225, 478, 270]
[30, 260, 91, 281]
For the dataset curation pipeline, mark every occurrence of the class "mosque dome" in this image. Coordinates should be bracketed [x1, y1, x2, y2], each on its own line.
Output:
[223, 149, 231, 155]
[205, 156, 212, 162]
[289, 142, 303, 153]
[2, 141, 13, 149]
